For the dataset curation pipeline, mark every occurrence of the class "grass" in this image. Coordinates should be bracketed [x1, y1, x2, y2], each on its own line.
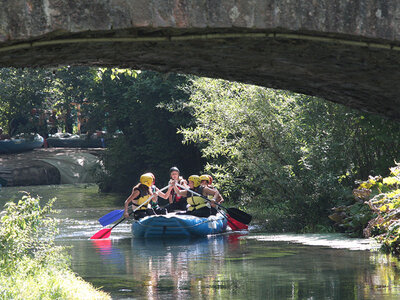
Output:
[0, 260, 110, 300]
[0, 194, 111, 300]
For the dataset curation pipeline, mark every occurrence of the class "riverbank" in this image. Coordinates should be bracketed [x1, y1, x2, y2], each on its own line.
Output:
[0, 263, 111, 300]
[328, 164, 400, 255]
[0, 148, 103, 186]
[0, 193, 110, 300]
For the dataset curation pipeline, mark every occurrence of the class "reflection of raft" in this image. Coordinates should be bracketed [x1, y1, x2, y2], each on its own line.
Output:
[0, 134, 44, 153]
[132, 213, 228, 238]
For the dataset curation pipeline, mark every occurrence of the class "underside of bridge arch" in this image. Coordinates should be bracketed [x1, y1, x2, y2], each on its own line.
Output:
[1, 27, 400, 119]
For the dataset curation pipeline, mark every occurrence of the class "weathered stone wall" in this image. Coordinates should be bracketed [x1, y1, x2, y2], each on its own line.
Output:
[0, 1, 400, 118]
[11, 161, 61, 186]
[1, 1, 400, 42]
[0, 148, 102, 186]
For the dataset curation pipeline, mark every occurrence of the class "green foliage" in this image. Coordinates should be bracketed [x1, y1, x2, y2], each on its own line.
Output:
[180, 77, 400, 231]
[0, 193, 62, 270]
[0, 262, 110, 300]
[0, 68, 53, 133]
[0, 194, 110, 299]
[329, 201, 375, 237]
[94, 71, 203, 192]
[355, 164, 400, 254]
[0, 67, 203, 192]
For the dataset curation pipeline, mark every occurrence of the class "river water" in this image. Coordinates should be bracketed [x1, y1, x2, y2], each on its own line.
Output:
[1, 184, 400, 299]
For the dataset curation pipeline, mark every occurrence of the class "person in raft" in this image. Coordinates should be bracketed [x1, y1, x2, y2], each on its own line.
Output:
[173, 175, 220, 218]
[200, 174, 224, 215]
[123, 173, 172, 220]
[165, 166, 189, 212]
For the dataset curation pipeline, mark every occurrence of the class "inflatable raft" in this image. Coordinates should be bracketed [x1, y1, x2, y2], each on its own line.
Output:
[132, 213, 228, 238]
[47, 133, 105, 148]
[0, 134, 44, 154]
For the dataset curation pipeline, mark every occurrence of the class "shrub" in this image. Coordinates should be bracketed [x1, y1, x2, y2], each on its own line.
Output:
[0, 194, 110, 300]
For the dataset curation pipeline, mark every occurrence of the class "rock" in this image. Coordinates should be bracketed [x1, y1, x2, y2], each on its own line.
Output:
[353, 188, 372, 201]
[328, 211, 347, 223]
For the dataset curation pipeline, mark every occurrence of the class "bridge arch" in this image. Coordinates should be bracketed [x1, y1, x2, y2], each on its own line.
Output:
[1, 0, 400, 118]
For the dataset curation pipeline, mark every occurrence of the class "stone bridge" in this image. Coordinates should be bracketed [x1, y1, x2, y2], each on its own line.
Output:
[1, 1, 400, 118]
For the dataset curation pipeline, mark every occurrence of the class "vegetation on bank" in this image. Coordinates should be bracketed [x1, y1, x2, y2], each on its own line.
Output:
[0, 194, 110, 299]
[2, 67, 400, 235]
[330, 164, 400, 254]
[93, 71, 203, 192]
[180, 77, 400, 232]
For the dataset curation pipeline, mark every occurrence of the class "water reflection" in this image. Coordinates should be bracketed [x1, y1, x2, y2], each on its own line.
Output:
[3, 184, 400, 299]
[65, 233, 400, 300]
[91, 239, 126, 268]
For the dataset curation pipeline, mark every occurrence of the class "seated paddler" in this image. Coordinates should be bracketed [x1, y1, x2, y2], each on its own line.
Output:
[200, 174, 224, 215]
[173, 175, 220, 218]
[123, 173, 170, 220]
[165, 166, 188, 212]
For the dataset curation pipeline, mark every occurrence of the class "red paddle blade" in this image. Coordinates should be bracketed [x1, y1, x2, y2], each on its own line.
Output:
[90, 228, 112, 240]
[228, 215, 248, 230]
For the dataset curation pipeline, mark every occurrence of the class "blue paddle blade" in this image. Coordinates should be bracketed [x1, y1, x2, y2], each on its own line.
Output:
[99, 209, 124, 226]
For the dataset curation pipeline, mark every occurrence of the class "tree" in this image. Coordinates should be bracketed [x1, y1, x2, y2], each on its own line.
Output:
[180, 77, 400, 231]
[0, 68, 52, 134]
[89, 71, 204, 192]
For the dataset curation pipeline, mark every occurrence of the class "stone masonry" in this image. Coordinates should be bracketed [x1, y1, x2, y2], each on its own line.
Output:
[0, 1, 399, 118]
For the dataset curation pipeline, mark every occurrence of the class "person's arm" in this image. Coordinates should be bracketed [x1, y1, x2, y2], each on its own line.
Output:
[217, 193, 224, 203]
[207, 185, 224, 203]
[123, 189, 140, 218]
[155, 185, 173, 200]
[168, 193, 173, 204]
[167, 180, 176, 204]
[174, 184, 188, 197]
[203, 186, 220, 205]
[180, 179, 189, 189]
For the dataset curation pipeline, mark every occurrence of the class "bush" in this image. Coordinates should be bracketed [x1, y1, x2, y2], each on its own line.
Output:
[359, 165, 400, 254]
[0, 194, 110, 300]
[330, 164, 400, 254]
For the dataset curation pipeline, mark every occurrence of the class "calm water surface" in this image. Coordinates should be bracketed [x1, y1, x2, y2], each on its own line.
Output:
[1, 184, 400, 299]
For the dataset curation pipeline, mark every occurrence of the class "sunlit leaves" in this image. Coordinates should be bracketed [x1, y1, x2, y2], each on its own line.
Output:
[383, 177, 400, 186]
[181, 76, 400, 232]
[0, 194, 62, 271]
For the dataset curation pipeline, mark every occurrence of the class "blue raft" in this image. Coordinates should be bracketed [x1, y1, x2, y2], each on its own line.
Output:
[0, 134, 44, 154]
[132, 213, 228, 238]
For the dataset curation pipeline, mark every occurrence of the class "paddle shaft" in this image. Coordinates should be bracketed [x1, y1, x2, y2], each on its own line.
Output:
[215, 205, 234, 227]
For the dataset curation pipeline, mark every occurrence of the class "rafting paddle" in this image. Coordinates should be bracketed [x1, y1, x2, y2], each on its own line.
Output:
[176, 183, 252, 225]
[227, 214, 248, 230]
[98, 209, 124, 226]
[98, 184, 170, 226]
[216, 206, 248, 230]
[90, 185, 170, 239]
